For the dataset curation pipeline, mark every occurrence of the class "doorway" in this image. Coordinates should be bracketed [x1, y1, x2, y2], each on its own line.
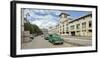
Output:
[71, 31, 75, 36]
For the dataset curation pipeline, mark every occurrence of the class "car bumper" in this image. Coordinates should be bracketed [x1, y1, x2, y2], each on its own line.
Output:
[54, 41, 63, 44]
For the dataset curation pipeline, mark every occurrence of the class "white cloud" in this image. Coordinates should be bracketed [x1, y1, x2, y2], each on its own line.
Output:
[31, 14, 58, 29]
[23, 8, 60, 30]
[23, 8, 91, 30]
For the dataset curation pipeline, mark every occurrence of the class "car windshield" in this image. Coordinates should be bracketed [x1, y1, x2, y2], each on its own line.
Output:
[52, 34, 60, 37]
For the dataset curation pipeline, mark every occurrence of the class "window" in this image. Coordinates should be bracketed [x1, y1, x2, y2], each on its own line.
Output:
[66, 24, 68, 31]
[76, 24, 80, 29]
[63, 27, 64, 32]
[70, 25, 75, 30]
[89, 21, 92, 28]
[66, 27, 68, 31]
[82, 22, 86, 28]
[63, 24, 64, 27]
[88, 30, 92, 32]
[63, 32, 65, 34]
[66, 32, 69, 34]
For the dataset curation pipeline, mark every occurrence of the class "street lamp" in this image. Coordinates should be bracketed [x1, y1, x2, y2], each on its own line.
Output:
[25, 13, 30, 23]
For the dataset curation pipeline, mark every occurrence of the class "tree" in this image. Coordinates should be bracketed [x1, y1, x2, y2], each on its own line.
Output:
[31, 24, 43, 35]
[24, 23, 43, 35]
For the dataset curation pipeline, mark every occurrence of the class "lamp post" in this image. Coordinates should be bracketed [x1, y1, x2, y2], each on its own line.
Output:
[25, 13, 30, 23]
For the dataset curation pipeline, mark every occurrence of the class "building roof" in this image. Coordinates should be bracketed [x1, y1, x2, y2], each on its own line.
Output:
[69, 13, 92, 23]
[59, 13, 70, 17]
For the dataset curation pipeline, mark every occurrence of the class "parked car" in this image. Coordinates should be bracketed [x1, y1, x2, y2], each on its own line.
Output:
[30, 34, 34, 39]
[48, 34, 64, 45]
[30, 36, 34, 39]
[42, 29, 49, 40]
[44, 34, 49, 40]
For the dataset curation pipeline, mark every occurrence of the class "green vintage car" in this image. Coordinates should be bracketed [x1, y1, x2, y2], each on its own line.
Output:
[48, 34, 64, 45]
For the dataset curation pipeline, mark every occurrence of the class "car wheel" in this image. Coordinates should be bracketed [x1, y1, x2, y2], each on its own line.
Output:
[61, 42, 63, 44]
[52, 41, 56, 45]
[49, 40, 51, 43]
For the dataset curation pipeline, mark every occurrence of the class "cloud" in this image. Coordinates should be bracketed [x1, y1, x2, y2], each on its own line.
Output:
[23, 8, 91, 30]
[31, 14, 58, 29]
[23, 8, 59, 29]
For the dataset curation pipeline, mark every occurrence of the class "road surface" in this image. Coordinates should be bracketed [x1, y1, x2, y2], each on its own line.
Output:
[21, 35, 76, 49]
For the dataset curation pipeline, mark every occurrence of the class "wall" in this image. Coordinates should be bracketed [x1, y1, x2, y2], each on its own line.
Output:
[0, 0, 100, 58]
[68, 15, 92, 36]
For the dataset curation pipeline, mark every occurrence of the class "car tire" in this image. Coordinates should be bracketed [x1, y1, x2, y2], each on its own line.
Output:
[61, 42, 63, 44]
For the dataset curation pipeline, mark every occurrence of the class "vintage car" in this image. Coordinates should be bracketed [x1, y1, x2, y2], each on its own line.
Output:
[30, 34, 34, 39]
[48, 34, 64, 45]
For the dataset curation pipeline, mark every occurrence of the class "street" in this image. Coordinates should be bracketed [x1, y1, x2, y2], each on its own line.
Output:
[21, 9, 93, 50]
[21, 35, 92, 49]
[21, 35, 76, 49]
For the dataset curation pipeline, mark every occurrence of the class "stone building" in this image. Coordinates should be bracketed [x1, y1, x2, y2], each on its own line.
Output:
[54, 12, 92, 36]
[58, 12, 72, 36]
[68, 14, 92, 36]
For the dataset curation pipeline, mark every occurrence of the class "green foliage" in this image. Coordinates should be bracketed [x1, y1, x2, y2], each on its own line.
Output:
[24, 22, 43, 35]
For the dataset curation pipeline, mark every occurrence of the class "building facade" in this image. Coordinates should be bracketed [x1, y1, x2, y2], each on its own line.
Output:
[55, 12, 92, 36]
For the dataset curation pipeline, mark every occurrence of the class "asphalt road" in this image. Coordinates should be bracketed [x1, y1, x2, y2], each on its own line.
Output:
[21, 35, 75, 49]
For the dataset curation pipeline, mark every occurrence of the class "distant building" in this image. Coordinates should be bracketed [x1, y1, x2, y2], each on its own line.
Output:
[52, 12, 92, 36]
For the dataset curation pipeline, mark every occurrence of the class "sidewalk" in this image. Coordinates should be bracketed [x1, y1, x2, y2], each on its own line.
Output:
[62, 36, 92, 46]
[61, 35, 92, 40]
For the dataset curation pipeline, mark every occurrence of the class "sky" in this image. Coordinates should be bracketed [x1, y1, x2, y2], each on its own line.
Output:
[23, 8, 91, 29]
